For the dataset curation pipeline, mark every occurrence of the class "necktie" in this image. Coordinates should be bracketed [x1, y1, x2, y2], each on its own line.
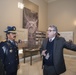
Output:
[49, 39, 52, 42]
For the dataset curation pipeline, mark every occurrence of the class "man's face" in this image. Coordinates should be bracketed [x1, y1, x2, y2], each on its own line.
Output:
[7, 33, 16, 40]
[47, 27, 56, 38]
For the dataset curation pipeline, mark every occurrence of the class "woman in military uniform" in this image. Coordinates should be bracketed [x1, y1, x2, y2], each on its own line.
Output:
[0, 26, 19, 75]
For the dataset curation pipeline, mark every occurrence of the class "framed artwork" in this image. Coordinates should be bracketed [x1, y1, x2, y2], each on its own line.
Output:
[23, 7, 38, 48]
[59, 31, 74, 41]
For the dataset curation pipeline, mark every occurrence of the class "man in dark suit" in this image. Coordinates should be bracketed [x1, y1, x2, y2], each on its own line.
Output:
[40, 25, 76, 75]
[0, 26, 19, 75]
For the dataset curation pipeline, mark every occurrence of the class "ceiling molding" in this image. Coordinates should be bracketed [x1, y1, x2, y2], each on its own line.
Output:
[44, 0, 57, 3]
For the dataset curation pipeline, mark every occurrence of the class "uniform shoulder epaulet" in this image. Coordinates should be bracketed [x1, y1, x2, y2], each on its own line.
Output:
[0, 40, 6, 46]
[1, 40, 6, 43]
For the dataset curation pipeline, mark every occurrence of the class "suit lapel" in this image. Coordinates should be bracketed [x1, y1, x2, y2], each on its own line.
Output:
[53, 37, 58, 53]
[44, 38, 48, 49]
[44, 37, 58, 51]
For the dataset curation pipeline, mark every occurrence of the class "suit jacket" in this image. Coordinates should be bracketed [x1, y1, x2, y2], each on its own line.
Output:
[40, 36, 76, 74]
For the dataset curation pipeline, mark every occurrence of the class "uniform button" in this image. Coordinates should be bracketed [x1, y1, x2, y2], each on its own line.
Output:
[16, 55, 17, 56]
[16, 58, 17, 60]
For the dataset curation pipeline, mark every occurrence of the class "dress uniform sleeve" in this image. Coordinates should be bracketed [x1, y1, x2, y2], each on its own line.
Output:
[0, 42, 6, 64]
[16, 47, 20, 69]
[0, 58, 5, 75]
[17, 48, 19, 64]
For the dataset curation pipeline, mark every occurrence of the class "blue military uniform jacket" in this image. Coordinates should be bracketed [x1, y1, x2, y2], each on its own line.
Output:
[0, 40, 19, 73]
[0, 58, 5, 75]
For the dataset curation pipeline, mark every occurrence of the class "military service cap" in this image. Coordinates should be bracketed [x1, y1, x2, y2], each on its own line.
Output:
[4, 26, 16, 34]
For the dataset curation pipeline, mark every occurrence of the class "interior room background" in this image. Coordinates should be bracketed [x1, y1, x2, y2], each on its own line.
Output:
[0, 0, 76, 55]
[23, 6, 38, 48]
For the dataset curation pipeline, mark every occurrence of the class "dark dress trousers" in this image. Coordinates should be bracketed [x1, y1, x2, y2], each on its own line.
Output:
[40, 37, 76, 75]
[0, 40, 19, 75]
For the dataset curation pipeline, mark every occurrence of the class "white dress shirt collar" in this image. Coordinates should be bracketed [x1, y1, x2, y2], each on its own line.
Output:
[49, 37, 55, 42]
